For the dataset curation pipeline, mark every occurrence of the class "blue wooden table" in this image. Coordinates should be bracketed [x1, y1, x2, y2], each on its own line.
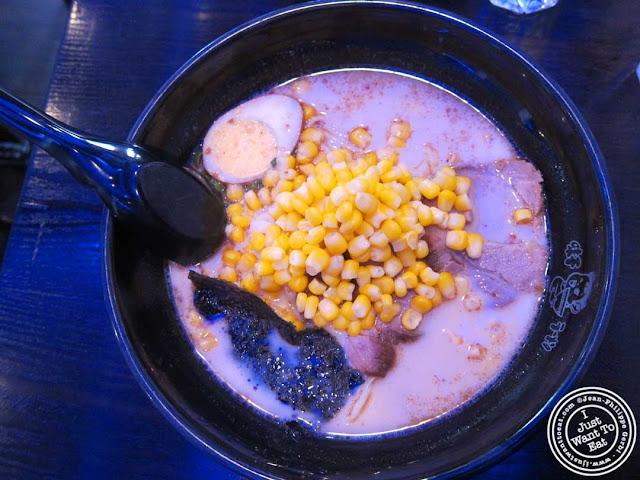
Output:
[1, 1, 638, 478]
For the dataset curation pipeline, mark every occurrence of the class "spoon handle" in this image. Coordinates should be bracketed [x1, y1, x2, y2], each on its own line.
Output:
[0, 87, 145, 217]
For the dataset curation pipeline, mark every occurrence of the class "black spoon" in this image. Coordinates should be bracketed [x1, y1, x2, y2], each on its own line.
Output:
[0, 88, 227, 265]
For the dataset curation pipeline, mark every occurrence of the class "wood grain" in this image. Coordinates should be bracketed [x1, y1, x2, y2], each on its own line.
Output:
[0, 0, 638, 478]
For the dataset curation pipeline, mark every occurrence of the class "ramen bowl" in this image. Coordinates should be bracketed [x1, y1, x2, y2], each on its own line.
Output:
[103, 2, 617, 478]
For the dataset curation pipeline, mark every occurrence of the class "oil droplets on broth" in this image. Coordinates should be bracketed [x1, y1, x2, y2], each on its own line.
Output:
[169, 69, 549, 437]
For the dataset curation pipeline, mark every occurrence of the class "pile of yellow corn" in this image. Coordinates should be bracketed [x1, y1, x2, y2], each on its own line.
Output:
[217, 121, 483, 336]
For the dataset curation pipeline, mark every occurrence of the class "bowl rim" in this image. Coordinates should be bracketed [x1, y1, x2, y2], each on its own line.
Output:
[102, 1, 619, 478]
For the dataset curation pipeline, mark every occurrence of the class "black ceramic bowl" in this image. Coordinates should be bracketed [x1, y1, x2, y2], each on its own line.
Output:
[104, 2, 617, 478]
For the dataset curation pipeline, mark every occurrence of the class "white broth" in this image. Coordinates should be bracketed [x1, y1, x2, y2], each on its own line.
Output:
[169, 69, 548, 436]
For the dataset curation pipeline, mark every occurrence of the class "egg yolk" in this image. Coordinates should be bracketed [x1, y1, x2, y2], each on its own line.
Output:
[205, 118, 278, 181]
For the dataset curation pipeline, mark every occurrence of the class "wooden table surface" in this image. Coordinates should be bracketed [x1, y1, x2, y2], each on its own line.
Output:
[0, 0, 638, 478]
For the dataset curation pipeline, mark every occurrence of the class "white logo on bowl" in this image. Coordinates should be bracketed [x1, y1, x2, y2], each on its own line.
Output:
[542, 241, 594, 352]
[547, 387, 637, 476]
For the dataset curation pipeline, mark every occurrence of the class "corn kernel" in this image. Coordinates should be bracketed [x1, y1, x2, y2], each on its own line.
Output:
[420, 267, 440, 286]
[466, 232, 484, 259]
[379, 188, 402, 209]
[354, 192, 377, 215]
[306, 247, 330, 276]
[222, 250, 241, 265]
[366, 266, 383, 279]
[287, 231, 305, 250]
[305, 225, 325, 244]
[415, 283, 436, 298]
[394, 277, 408, 297]
[389, 120, 412, 140]
[339, 210, 363, 236]
[432, 289, 443, 307]
[408, 261, 427, 275]
[446, 230, 469, 251]
[402, 309, 423, 331]
[416, 240, 429, 258]
[430, 207, 446, 225]
[231, 226, 244, 243]
[318, 298, 339, 321]
[333, 315, 349, 330]
[411, 295, 433, 314]
[323, 286, 341, 304]
[336, 201, 353, 224]
[438, 190, 457, 212]
[454, 275, 470, 297]
[226, 184, 243, 201]
[349, 127, 372, 149]
[240, 274, 259, 293]
[242, 190, 260, 211]
[261, 246, 285, 262]
[296, 292, 308, 313]
[356, 266, 371, 287]
[302, 103, 316, 121]
[390, 237, 408, 253]
[246, 232, 264, 251]
[417, 205, 433, 226]
[259, 275, 280, 292]
[237, 253, 258, 273]
[397, 249, 416, 268]
[289, 250, 306, 268]
[361, 283, 382, 302]
[321, 272, 340, 287]
[218, 266, 237, 283]
[381, 168, 401, 183]
[254, 261, 274, 276]
[379, 304, 401, 323]
[355, 221, 374, 238]
[447, 213, 466, 230]
[271, 256, 289, 271]
[306, 177, 325, 201]
[323, 232, 346, 255]
[370, 245, 392, 262]
[373, 276, 395, 295]
[301, 127, 325, 144]
[327, 149, 347, 164]
[274, 269, 292, 286]
[419, 179, 440, 200]
[297, 140, 319, 163]
[293, 174, 306, 189]
[437, 271, 456, 300]
[455, 176, 471, 195]
[342, 259, 359, 280]
[433, 169, 457, 191]
[263, 169, 280, 187]
[347, 235, 371, 258]
[325, 255, 345, 277]
[383, 257, 403, 277]
[288, 275, 308, 292]
[353, 294, 372, 318]
[381, 219, 402, 242]
[304, 295, 320, 320]
[361, 309, 376, 330]
[352, 250, 371, 263]
[454, 194, 472, 212]
[341, 301, 355, 320]
[337, 281, 355, 301]
[401, 271, 418, 289]
[347, 320, 362, 337]
[513, 208, 533, 224]
[227, 203, 243, 217]
[274, 234, 289, 250]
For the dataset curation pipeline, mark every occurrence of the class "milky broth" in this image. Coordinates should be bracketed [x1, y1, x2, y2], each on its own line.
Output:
[169, 69, 548, 436]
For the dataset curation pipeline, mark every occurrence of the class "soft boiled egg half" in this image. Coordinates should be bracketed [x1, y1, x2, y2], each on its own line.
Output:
[202, 94, 303, 183]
